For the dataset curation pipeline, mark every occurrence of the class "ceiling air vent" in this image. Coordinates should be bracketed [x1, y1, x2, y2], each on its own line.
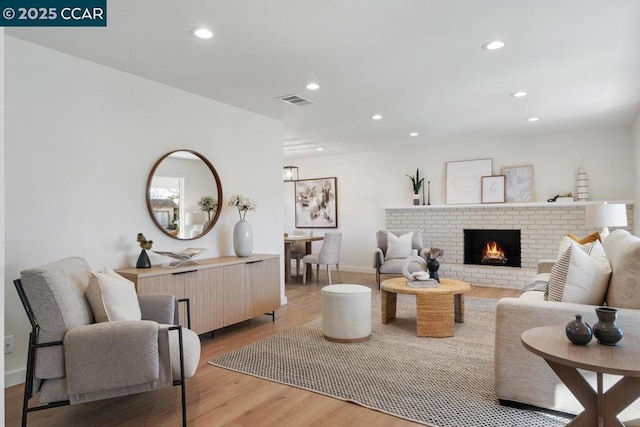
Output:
[277, 94, 314, 106]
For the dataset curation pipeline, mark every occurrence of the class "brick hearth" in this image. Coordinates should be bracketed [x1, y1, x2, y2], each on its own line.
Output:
[385, 201, 634, 290]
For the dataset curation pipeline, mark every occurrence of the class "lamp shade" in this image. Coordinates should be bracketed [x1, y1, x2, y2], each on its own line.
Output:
[185, 212, 206, 226]
[585, 203, 627, 227]
[585, 203, 627, 239]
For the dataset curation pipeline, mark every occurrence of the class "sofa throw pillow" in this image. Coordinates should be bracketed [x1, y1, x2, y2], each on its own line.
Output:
[86, 268, 142, 322]
[603, 229, 640, 309]
[546, 241, 611, 304]
[385, 231, 414, 259]
[567, 231, 601, 245]
[556, 236, 597, 259]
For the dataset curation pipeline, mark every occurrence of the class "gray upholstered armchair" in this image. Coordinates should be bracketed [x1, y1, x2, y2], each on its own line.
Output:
[375, 229, 428, 287]
[13, 257, 201, 427]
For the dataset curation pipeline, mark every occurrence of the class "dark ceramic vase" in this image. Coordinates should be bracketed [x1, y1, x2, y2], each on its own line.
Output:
[593, 307, 623, 346]
[427, 257, 440, 282]
[565, 314, 593, 345]
[136, 249, 151, 269]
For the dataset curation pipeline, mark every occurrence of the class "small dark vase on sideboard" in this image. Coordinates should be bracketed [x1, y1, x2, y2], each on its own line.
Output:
[136, 249, 151, 269]
[427, 257, 440, 282]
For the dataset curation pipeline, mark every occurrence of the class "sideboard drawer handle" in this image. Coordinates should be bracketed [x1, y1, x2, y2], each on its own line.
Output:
[172, 270, 197, 276]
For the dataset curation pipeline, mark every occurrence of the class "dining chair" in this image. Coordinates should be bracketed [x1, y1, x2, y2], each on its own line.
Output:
[290, 230, 314, 277]
[302, 232, 342, 285]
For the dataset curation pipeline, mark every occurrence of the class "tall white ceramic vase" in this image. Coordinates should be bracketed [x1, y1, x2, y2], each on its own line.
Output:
[233, 220, 253, 257]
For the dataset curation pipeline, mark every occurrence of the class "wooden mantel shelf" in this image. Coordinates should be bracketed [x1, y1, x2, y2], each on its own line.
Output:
[385, 200, 634, 210]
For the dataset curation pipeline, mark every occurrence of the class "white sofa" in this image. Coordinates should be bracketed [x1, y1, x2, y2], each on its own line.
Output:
[495, 229, 640, 418]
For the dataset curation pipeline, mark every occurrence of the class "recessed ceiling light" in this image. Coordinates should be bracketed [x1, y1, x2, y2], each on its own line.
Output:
[305, 82, 319, 90]
[371, 114, 383, 120]
[410, 132, 419, 137]
[527, 117, 540, 122]
[482, 40, 505, 50]
[512, 91, 528, 98]
[316, 147, 324, 151]
[191, 27, 213, 39]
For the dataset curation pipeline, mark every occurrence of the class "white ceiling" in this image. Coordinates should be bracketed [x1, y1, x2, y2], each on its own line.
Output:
[7, 1, 640, 160]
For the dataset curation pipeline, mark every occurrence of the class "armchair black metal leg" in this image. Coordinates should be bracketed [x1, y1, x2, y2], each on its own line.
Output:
[178, 298, 191, 330]
[14, 279, 70, 426]
[170, 325, 187, 427]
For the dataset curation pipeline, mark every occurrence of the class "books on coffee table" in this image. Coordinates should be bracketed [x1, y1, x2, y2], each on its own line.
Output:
[407, 279, 439, 288]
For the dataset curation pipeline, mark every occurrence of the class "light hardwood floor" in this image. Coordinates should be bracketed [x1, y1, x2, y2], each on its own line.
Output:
[4, 271, 520, 427]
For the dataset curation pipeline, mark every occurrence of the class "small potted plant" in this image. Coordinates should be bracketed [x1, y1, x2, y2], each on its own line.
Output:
[406, 168, 424, 205]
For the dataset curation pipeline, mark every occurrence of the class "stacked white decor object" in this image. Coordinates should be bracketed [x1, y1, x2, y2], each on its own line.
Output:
[576, 168, 589, 201]
[494, 229, 640, 418]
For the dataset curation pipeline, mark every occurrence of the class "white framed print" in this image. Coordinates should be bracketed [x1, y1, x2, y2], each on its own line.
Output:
[481, 175, 506, 203]
[446, 158, 493, 204]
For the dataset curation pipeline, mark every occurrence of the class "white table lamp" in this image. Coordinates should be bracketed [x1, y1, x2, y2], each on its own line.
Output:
[585, 203, 627, 240]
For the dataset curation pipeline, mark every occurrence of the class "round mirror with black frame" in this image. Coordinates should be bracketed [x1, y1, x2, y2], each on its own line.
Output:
[146, 150, 223, 240]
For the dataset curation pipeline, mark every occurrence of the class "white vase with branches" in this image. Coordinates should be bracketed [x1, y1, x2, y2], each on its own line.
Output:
[228, 194, 256, 257]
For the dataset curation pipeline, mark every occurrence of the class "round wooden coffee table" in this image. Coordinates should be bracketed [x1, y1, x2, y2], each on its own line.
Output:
[380, 277, 471, 337]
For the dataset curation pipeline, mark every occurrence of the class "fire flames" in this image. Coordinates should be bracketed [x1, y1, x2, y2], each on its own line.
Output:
[482, 241, 507, 264]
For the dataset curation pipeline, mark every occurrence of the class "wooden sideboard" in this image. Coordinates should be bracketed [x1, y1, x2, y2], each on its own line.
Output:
[117, 254, 280, 335]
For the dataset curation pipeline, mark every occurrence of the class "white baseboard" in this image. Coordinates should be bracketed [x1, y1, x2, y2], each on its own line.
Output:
[5, 368, 25, 388]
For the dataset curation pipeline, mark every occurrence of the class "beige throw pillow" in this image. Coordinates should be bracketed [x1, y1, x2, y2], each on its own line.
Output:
[86, 268, 142, 322]
[386, 231, 413, 259]
[546, 241, 611, 304]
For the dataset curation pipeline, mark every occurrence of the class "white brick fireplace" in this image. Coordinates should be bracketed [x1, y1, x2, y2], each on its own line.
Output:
[385, 201, 634, 290]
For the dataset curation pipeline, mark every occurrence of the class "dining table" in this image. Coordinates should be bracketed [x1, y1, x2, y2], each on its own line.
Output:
[284, 235, 324, 284]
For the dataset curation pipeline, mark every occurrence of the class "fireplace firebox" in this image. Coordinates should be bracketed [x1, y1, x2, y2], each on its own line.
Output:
[464, 229, 521, 268]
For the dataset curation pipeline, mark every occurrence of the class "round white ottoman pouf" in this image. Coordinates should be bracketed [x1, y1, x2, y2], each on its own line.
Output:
[321, 284, 372, 342]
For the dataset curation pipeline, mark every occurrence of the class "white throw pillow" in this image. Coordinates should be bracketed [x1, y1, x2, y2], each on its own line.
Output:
[386, 232, 414, 259]
[86, 268, 142, 322]
[546, 241, 611, 304]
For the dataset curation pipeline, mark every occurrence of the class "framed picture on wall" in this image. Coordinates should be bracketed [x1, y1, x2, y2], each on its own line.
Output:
[295, 177, 338, 228]
[481, 175, 506, 203]
[446, 158, 493, 204]
[501, 165, 534, 202]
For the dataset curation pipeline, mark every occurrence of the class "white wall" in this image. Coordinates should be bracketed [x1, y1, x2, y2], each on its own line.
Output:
[634, 111, 640, 228]
[284, 126, 635, 272]
[4, 38, 284, 385]
[1, 27, 6, 414]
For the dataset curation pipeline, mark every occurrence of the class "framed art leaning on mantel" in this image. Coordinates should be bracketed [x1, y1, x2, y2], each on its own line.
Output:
[295, 177, 338, 228]
[446, 158, 493, 204]
[502, 165, 534, 202]
[481, 175, 506, 203]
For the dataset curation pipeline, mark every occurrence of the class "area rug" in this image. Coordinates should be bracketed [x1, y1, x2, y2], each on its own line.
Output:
[209, 296, 572, 426]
